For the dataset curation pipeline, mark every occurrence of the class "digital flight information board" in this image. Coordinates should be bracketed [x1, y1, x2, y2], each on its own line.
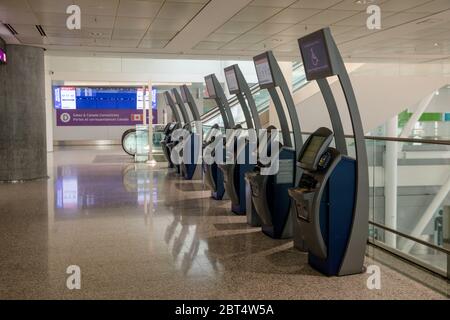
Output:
[53, 86, 158, 126]
[53, 87, 157, 110]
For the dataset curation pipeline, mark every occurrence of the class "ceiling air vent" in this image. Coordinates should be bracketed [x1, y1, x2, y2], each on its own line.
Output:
[35, 25, 47, 37]
[3, 23, 18, 35]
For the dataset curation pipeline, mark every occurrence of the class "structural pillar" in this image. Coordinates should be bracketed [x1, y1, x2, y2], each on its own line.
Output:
[0, 44, 47, 181]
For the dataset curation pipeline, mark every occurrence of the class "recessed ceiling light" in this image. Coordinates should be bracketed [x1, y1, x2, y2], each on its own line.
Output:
[355, 0, 375, 5]
[434, 42, 439, 47]
[90, 32, 103, 37]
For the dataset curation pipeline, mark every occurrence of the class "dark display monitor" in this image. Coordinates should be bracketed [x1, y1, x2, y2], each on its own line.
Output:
[224, 66, 240, 94]
[254, 53, 274, 86]
[300, 136, 326, 168]
[205, 75, 216, 98]
[298, 29, 334, 81]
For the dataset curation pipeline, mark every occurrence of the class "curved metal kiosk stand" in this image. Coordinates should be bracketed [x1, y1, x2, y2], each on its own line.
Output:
[173, 87, 202, 180]
[202, 74, 235, 200]
[288, 27, 369, 276]
[160, 122, 180, 168]
[245, 51, 303, 239]
[218, 64, 262, 216]
[161, 91, 183, 168]
[164, 91, 189, 175]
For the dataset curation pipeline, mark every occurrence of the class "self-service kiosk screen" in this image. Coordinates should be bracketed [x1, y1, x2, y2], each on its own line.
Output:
[254, 56, 274, 86]
[225, 68, 239, 93]
[300, 135, 326, 167]
[180, 86, 187, 103]
[205, 76, 216, 98]
[298, 30, 333, 80]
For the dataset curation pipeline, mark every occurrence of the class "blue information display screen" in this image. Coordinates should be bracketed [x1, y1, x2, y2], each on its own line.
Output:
[298, 30, 333, 80]
[53, 86, 157, 110]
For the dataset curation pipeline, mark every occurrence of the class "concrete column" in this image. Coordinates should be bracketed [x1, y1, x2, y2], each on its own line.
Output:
[0, 45, 47, 181]
[44, 55, 54, 152]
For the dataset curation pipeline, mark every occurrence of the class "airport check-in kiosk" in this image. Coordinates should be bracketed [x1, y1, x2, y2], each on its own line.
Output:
[202, 74, 235, 200]
[245, 51, 304, 239]
[288, 28, 369, 276]
[172, 87, 202, 180]
[162, 91, 183, 168]
[218, 64, 262, 215]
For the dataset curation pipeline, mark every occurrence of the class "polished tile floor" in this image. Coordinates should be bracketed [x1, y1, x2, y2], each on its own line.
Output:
[0, 146, 447, 299]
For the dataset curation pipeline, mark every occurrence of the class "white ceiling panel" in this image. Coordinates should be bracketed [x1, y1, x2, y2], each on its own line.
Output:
[301, 9, 360, 25]
[148, 18, 187, 32]
[380, 0, 436, 12]
[231, 6, 281, 22]
[74, 0, 119, 16]
[157, 2, 204, 21]
[28, 0, 73, 13]
[114, 16, 151, 30]
[34, 12, 66, 26]
[249, 0, 297, 8]
[214, 21, 258, 34]
[0, 0, 31, 11]
[10, 24, 40, 37]
[330, 0, 387, 11]
[248, 22, 293, 35]
[406, 0, 450, 13]
[233, 33, 267, 44]
[290, 0, 343, 10]
[139, 38, 168, 49]
[193, 41, 226, 50]
[278, 24, 324, 36]
[205, 33, 237, 42]
[268, 8, 320, 24]
[0, 0, 448, 62]
[221, 41, 251, 50]
[109, 39, 140, 48]
[144, 30, 177, 40]
[82, 15, 116, 29]
[112, 28, 146, 40]
[0, 10, 38, 24]
[117, 0, 162, 18]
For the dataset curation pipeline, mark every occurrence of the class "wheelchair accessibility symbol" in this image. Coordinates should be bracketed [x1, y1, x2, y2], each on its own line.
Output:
[60, 112, 71, 123]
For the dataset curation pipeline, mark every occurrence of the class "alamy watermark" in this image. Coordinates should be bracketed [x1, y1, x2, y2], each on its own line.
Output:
[366, 265, 381, 290]
[170, 123, 281, 176]
[66, 265, 81, 290]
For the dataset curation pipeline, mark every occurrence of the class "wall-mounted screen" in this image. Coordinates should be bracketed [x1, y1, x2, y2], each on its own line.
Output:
[298, 29, 334, 80]
[205, 76, 216, 98]
[0, 48, 7, 64]
[225, 67, 239, 93]
[254, 55, 274, 86]
[53, 86, 157, 126]
[53, 86, 156, 110]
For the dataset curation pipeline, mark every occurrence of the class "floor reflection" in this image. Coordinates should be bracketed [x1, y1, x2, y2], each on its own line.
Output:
[0, 146, 446, 299]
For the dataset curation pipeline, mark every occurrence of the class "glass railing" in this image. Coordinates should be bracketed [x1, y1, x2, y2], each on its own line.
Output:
[364, 136, 450, 278]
